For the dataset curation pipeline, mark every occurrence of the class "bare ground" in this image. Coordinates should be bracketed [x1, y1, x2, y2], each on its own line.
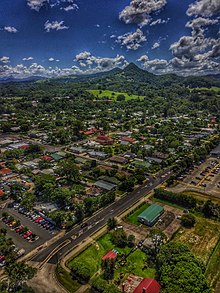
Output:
[28, 263, 66, 293]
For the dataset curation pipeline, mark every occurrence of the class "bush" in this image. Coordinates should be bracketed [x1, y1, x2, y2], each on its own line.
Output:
[181, 214, 196, 228]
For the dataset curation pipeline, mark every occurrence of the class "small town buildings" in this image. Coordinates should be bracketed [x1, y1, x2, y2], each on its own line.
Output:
[137, 204, 164, 226]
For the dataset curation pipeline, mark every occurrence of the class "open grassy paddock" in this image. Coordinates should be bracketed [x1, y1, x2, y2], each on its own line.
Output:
[88, 89, 145, 101]
[174, 216, 220, 264]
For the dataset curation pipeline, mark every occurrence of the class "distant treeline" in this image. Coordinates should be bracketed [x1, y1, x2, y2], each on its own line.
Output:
[154, 188, 220, 221]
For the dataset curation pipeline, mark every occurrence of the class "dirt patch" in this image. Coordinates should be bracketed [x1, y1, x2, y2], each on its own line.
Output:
[28, 263, 66, 293]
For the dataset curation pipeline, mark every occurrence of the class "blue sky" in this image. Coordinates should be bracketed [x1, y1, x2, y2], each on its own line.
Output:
[0, 0, 219, 77]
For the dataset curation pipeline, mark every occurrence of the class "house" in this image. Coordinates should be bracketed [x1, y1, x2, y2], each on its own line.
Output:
[210, 143, 220, 157]
[133, 278, 161, 293]
[70, 146, 87, 154]
[120, 137, 135, 144]
[83, 128, 100, 135]
[0, 168, 12, 177]
[41, 155, 53, 161]
[96, 135, 113, 145]
[121, 275, 161, 293]
[88, 151, 107, 160]
[94, 180, 116, 191]
[145, 157, 162, 164]
[137, 204, 164, 226]
[0, 190, 4, 197]
[110, 156, 128, 165]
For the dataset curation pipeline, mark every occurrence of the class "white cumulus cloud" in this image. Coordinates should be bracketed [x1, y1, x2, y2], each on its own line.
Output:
[0, 56, 10, 64]
[187, 0, 220, 17]
[23, 57, 34, 61]
[3, 26, 18, 33]
[116, 29, 147, 50]
[44, 20, 69, 32]
[119, 0, 167, 27]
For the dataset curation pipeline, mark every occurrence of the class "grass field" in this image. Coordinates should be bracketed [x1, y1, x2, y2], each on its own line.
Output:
[175, 217, 220, 264]
[55, 265, 81, 293]
[88, 90, 145, 101]
[126, 203, 150, 225]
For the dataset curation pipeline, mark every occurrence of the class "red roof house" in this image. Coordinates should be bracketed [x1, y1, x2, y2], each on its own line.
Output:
[41, 155, 53, 161]
[0, 168, 12, 176]
[102, 250, 117, 261]
[133, 278, 161, 293]
[84, 128, 100, 135]
[96, 135, 113, 145]
[0, 190, 4, 197]
[19, 145, 29, 150]
[121, 137, 135, 144]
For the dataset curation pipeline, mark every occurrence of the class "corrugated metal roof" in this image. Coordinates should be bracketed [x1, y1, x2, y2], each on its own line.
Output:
[138, 204, 164, 223]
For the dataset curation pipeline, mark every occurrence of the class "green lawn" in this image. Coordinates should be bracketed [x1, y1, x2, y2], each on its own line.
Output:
[205, 239, 220, 289]
[55, 265, 81, 293]
[126, 203, 150, 225]
[88, 90, 145, 101]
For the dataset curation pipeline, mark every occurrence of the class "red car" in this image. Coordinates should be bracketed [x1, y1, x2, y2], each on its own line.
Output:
[35, 217, 43, 223]
[15, 226, 23, 233]
[23, 231, 32, 239]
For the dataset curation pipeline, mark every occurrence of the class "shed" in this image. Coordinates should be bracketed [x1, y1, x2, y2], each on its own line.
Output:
[137, 204, 164, 226]
[102, 250, 117, 261]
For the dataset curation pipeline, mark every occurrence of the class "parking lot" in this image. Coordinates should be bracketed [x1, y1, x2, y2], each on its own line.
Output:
[0, 204, 58, 254]
[175, 157, 220, 197]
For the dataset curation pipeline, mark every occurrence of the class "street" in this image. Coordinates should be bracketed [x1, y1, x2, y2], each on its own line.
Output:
[31, 170, 172, 265]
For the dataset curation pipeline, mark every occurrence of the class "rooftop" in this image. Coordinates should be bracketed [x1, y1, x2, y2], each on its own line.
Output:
[138, 204, 164, 223]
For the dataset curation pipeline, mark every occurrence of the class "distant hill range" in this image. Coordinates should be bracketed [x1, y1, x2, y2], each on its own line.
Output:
[1, 63, 220, 88]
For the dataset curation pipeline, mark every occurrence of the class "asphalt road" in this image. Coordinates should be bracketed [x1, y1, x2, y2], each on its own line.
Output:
[32, 170, 172, 265]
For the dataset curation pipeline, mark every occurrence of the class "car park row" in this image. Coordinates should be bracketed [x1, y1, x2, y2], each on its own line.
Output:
[12, 203, 56, 232]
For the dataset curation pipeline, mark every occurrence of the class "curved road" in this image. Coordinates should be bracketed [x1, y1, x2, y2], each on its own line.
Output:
[32, 170, 171, 265]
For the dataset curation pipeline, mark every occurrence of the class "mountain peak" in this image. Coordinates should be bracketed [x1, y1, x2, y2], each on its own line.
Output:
[124, 62, 142, 72]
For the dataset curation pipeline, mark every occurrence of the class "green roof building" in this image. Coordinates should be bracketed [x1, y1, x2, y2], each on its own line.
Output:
[137, 204, 164, 226]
